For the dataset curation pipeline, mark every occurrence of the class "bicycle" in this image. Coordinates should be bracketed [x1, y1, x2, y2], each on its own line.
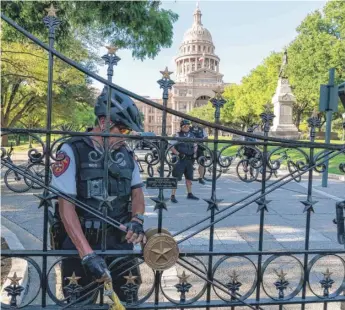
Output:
[3, 143, 32, 193]
[269, 150, 301, 183]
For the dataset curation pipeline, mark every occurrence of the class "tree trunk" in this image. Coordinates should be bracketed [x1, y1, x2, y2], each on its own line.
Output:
[1, 135, 9, 147]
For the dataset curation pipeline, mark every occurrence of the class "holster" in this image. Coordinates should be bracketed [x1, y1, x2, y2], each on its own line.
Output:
[48, 202, 67, 250]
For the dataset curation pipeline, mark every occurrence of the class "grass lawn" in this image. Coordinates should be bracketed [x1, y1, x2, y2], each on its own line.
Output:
[5, 138, 345, 175]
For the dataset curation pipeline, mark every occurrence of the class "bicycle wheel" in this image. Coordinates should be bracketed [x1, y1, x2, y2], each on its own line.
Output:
[25, 162, 51, 189]
[256, 165, 273, 182]
[147, 163, 171, 178]
[4, 166, 31, 193]
[236, 159, 258, 183]
[288, 161, 301, 183]
[203, 164, 222, 182]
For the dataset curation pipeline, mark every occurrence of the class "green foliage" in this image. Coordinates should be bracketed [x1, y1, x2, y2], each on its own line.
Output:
[1, 1, 178, 60]
[189, 1, 345, 134]
[287, 0, 345, 129]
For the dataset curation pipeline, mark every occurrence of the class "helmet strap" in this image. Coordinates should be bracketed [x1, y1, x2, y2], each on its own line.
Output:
[98, 116, 115, 132]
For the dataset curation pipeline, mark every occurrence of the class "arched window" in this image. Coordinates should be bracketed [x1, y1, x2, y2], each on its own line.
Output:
[193, 45, 195, 52]
[198, 45, 201, 52]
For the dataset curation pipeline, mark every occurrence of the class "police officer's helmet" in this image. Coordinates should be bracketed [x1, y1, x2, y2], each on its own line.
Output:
[95, 86, 144, 132]
[180, 119, 191, 127]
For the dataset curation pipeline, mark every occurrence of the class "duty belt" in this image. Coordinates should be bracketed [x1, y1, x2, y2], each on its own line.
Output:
[81, 219, 125, 245]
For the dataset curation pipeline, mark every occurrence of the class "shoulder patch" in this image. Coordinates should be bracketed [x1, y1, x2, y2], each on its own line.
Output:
[52, 152, 70, 177]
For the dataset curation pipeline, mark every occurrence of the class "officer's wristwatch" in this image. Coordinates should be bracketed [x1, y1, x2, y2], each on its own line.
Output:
[132, 213, 145, 224]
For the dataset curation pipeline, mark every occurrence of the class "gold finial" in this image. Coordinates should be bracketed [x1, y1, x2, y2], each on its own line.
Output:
[45, 3, 59, 17]
[312, 108, 318, 118]
[66, 272, 81, 285]
[274, 269, 287, 281]
[160, 67, 173, 79]
[322, 268, 333, 279]
[264, 102, 274, 111]
[212, 85, 224, 98]
[7, 272, 22, 286]
[105, 46, 118, 55]
[177, 270, 190, 284]
[229, 270, 240, 282]
[124, 271, 138, 285]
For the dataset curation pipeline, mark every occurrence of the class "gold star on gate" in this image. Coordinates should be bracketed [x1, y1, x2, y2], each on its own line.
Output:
[274, 269, 287, 281]
[160, 67, 173, 79]
[151, 241, 173, 263]
[177, 271, 190, 284]
[45, 3, 59, 17]
[66, 272, 81, 285]
[322, 268, 333, 280]
[105, 46, 118, 55]
[7, 272, 22, 286]
[124, 271, 138, 285]
[229, 270, 240, 283]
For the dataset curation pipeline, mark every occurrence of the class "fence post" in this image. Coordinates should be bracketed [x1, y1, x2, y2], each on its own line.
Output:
[41, 4, 61, 307]
[205, 86, 226, 307]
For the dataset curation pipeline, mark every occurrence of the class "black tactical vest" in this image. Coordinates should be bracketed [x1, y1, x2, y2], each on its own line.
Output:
[174, 131, 195, 156]
[63, 137, 135, 222]
[191, 126, 204, 139]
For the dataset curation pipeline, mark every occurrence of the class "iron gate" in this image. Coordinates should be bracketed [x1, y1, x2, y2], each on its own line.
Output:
[1, 9, 345, 310]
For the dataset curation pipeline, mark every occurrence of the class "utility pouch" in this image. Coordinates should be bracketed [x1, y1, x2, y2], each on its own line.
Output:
[48, 202, 67, 250]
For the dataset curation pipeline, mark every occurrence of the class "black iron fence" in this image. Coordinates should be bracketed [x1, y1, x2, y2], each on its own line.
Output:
[1, 9, 345, 310]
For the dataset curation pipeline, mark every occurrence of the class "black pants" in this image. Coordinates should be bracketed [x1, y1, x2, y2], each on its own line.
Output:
[60, 233, 141, 304]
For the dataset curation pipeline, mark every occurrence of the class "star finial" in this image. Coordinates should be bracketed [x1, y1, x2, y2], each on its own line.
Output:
[312, 108, 318, 118]
[105, 46, 118, 55]
[264, 102, 274, 112]
[124, 271, 138, 285]
[177, 271, 190, 284]
[274, 269, 287, 281]
[45, 3, 59, 17]
[229, 270, 240, 283]
[212, 85, 224, 98]
[160, 67, 173, 79]
[322, 268, 333, 280]
[7, 272, 22, 286]
[66, 272, 81, 286]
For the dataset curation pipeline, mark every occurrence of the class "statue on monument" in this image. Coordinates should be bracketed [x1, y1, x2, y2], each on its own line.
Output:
[279, 49, 288, 78]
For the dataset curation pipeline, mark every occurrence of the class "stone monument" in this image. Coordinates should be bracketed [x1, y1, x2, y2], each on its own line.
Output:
[270, 49, 300, 139]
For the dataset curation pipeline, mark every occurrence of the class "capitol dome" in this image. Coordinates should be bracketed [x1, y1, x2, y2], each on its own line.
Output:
[182, 6, 213, 44]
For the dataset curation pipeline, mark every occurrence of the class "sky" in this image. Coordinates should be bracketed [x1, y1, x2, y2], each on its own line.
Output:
[93, 0, 327, 98]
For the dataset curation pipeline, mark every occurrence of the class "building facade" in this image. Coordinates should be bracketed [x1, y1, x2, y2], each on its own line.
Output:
[138, 4, 227, 135]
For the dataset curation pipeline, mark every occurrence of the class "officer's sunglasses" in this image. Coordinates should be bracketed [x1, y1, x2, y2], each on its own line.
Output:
[118, 127, 131, 135]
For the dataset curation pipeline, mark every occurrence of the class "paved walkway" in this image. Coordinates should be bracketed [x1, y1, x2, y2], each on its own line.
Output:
[1, 164, 345, 308]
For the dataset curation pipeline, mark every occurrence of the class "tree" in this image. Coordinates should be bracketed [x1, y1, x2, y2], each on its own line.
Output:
[287, 0, 345, 129]
[1, 41, 96, 145]
[1, 1, 178, 60]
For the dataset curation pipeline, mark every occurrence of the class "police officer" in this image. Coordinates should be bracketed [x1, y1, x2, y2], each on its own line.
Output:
[190, 123, 208, 185]
[51, 86, 145, 302]
[170, 119, 199, 203]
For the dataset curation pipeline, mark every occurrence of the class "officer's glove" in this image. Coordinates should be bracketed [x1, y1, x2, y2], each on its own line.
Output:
[126, 220, 145, 235]
[81, 252, 111, 282]
[125, 220, 145, 245]
[178, 154, 186, 160]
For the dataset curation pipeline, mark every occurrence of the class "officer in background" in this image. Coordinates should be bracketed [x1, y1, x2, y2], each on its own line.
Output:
[190, 123, 208, 185]
[51, 86, 145, 303]
[170, 119, 199, 203]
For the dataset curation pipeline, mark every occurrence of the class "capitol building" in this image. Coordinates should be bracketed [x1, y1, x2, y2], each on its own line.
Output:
[135, 4, 228, 135]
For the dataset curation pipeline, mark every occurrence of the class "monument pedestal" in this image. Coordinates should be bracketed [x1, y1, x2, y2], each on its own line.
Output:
[270, 77, 299, 140]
